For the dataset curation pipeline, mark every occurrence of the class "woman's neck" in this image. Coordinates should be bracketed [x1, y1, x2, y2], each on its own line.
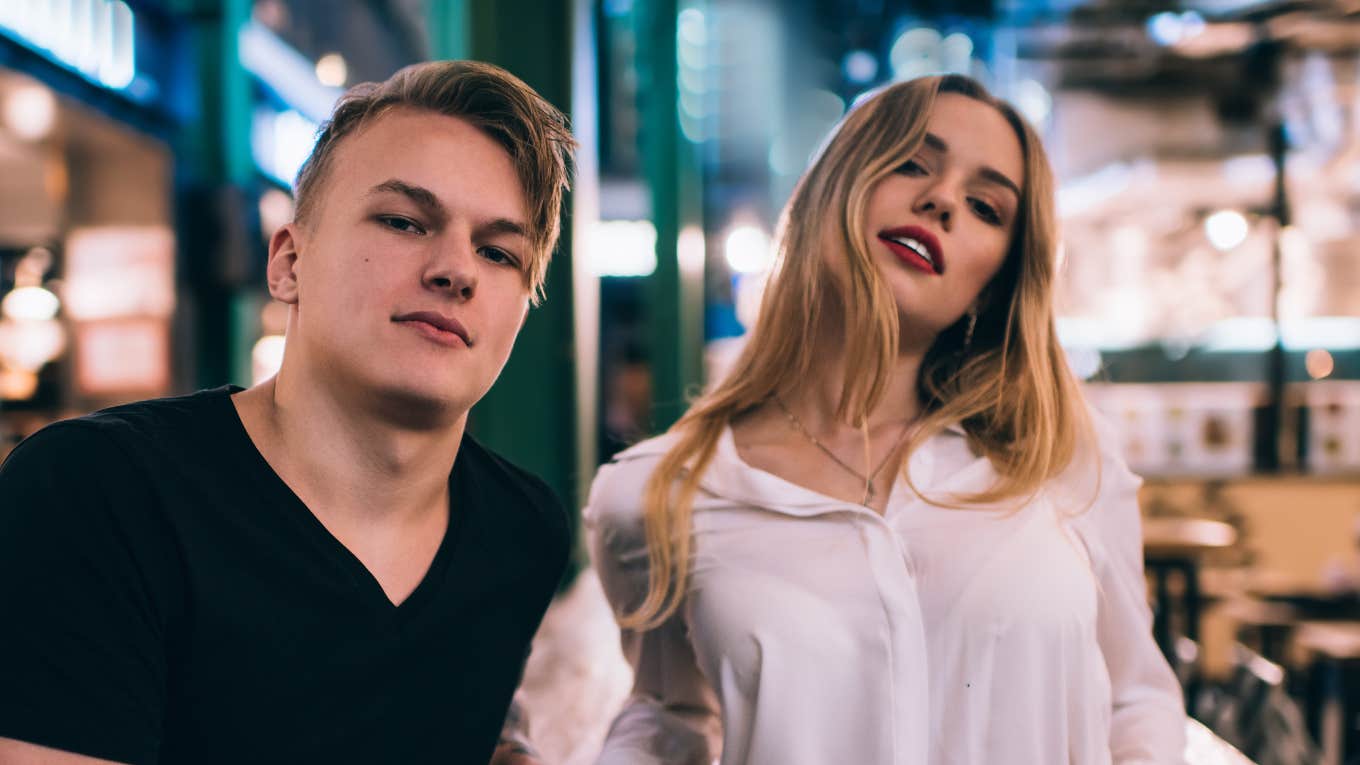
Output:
[781, 298, 949, 430]
[784, 338, 928, 436]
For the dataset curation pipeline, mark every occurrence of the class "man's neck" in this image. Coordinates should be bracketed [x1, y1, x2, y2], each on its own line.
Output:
[232, 371, 466, 529]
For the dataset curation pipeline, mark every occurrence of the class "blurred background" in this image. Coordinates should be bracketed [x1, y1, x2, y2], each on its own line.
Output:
[2, 0, 1360, 761]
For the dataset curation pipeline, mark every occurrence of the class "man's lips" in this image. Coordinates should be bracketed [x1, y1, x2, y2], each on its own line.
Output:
[392, 311, 472, 348]
[878, 225, 945, 275]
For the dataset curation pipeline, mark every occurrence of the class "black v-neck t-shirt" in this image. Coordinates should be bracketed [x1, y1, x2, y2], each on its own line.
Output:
[0, 387, 570, 764]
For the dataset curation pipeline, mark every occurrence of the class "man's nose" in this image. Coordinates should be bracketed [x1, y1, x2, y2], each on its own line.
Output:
[422, 239, 478, 300]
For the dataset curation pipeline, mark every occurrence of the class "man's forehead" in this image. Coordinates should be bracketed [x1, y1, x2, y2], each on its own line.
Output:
[345, 108, 502, 160]
[327, 111, 527, 219]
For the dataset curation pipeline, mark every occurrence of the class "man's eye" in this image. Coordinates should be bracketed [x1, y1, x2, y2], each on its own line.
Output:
[479, 246, 518, 267]
[379, 216, 425, 234]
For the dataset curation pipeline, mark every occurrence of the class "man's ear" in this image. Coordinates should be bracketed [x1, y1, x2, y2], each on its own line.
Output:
[266, 223, 304, 304]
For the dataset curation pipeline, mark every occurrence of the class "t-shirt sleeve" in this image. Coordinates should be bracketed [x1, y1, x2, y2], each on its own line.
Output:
[0, 423, 174, 765]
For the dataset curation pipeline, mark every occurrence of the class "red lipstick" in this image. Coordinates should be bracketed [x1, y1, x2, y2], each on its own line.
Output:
[878, 225, 945, 275]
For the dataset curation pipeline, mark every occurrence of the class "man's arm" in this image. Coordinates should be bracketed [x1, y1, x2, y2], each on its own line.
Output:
[0, 738, 131, 765]
[0, 424, 172, 764]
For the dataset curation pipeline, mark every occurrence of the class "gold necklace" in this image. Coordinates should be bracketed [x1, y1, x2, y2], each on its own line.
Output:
[774, 396, 914, 505]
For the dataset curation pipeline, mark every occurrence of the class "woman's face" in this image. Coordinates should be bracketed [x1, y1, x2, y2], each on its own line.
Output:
[861, 92, 1025, 347]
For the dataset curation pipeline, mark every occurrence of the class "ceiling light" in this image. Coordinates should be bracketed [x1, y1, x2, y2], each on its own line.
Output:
[724, 224, 773, 274]
[1204, 209, 1249, 251]
[3, 84, 58, 141]
[314, 53, 347, 88]
[1, 286, 60, 321]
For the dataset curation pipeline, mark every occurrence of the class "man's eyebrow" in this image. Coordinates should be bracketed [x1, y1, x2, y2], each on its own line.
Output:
[921, 132, 1022, 200]
[366, 179, 528, 236]
[476, 218, 529, 240]
[367, 179, 448, 223]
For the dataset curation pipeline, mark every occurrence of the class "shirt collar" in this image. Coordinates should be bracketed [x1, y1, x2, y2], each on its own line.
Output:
[610, 421, 978, 517]
[700, 422, 977, 516]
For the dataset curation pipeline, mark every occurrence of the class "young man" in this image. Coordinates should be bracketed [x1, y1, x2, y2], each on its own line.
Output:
[0, 60, 574, 764]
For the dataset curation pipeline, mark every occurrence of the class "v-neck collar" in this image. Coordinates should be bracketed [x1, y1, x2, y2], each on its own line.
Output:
[214, 386, 460, 617]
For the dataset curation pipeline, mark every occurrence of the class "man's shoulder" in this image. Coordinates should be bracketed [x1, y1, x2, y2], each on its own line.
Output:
[23, 387, 231, 451]
[456, 436, 572, 584]
[81, 386, 235, 437]
[0, 396, 214, 552]
[458, 435, 567, 524]
[2, 387, 237, 497]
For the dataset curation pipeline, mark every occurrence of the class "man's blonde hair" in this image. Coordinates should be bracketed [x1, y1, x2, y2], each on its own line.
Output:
[293, 60, 575, 304]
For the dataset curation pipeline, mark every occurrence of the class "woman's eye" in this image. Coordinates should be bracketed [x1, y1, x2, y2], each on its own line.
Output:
[479, 247, 518, 267]
[379, 216, 425, 235]
[897, 159, 928, 176]
[970, 199, 1001, 225]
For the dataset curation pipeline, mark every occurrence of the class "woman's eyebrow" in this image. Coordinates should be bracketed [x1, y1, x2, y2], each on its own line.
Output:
[923, 133, 1020, 199]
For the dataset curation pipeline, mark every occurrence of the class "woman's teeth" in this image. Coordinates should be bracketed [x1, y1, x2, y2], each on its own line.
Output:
[889, 236, 934, 268]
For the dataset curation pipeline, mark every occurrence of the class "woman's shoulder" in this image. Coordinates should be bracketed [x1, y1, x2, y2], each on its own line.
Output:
[585, 431, 683, 524]
[1048, 406, 1142, 510]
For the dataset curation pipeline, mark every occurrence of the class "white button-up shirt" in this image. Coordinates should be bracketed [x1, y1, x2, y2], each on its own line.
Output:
[586, 421, 1187, 765]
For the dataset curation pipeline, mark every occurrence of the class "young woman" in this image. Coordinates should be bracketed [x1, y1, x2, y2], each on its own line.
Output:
[587, 74, 1186, 764]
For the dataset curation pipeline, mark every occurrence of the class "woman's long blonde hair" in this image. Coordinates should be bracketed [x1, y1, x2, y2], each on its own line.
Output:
[621, 74, 1091, 631]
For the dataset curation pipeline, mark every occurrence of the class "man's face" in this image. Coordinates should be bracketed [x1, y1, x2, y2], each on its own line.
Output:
[269, 108, 533, 420]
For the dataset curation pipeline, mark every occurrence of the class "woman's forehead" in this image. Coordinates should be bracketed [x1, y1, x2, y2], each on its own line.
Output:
[921, 94, 1025, 187]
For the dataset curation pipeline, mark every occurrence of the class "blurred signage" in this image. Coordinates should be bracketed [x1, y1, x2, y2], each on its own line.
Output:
[1086, 382, 1267, 476]
[1296, 381, 1360, 474]
[64, 226, 175, 320]
[250, 107, 318, 188]
[238, 21, 340, 122]
[74, 318, 168, 396]
[587, 220, 657, 277]
[0, 0, 137, 91]
[64, 226, 174, 398]
[237, 20, 338, 186]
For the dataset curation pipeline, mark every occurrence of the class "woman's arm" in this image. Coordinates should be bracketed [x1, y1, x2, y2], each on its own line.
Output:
[585, 460, 721, 765]
[1089, 438, 1189, 765]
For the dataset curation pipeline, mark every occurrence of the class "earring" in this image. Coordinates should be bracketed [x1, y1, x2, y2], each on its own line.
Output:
[962, 309, 977, 351]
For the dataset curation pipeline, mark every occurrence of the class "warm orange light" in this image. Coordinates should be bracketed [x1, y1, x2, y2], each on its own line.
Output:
[0, 368, 38, 399]
[1306, 348, 1334, 380]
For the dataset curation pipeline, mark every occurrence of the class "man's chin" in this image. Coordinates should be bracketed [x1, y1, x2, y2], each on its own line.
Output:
[364, 382, 479, 431]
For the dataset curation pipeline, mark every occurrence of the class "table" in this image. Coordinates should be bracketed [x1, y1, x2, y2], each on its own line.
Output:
[1219, 597, 1302, 665]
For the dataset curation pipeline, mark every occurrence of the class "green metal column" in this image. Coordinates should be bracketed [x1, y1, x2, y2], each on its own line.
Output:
[427, 1, 582, 553]
[636, 0, 705, 431]
[173, 0, 257, 390]
[424, 0, 471, 60]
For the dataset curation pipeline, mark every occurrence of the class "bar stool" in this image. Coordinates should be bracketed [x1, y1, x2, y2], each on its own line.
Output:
[1143, 517, 1238, 662]
[1221, 597, 1302, 667]
[1295, 621, 1360, 765]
